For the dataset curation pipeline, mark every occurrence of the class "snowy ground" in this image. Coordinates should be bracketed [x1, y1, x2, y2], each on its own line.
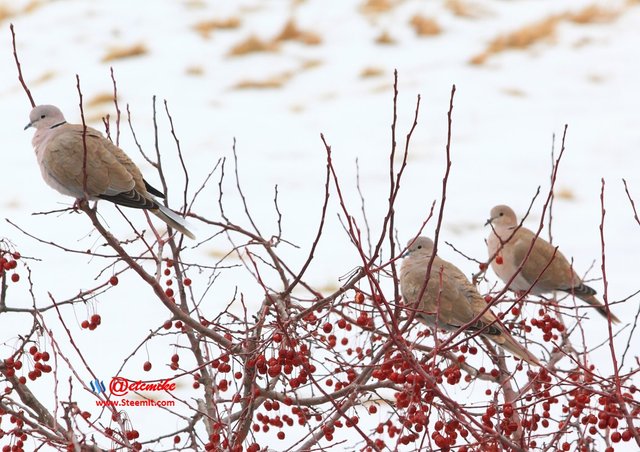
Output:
[1, 0, 639, 450]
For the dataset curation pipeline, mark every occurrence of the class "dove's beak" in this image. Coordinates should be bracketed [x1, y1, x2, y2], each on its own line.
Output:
[24, 122, 33, 130]
[484, 217, 494, 226]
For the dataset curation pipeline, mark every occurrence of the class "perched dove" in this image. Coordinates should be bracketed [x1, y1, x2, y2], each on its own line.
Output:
[400, 236, 541, 366]
[486, 205, 618, 323]
[25, 105, 195, 239]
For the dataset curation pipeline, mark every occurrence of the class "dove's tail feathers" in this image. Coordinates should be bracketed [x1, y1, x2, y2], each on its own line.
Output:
[563, 283, 597, 297]
[576, 293, 620, 324]
[152, 205, 196, 240]
[486, 330, 542, 366]
[144, 179, 166, 199]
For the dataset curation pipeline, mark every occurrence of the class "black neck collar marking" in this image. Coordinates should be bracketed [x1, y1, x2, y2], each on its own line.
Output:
[50, 121, 67, 129]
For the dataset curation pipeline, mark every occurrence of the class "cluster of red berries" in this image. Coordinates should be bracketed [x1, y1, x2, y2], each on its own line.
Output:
[2, 356, 24, 379]
[162, 319, 186, 332]
[0, 408, 28, 452]
[254, 409, 293, 436]
[203, 423, 232, 451]
[0, 251, 20, 283]
[2, 346, 52, 386]
[530, 309, 565, 342]
[101, 427, 140, 450]
[210, 354, 233, 392]
[80, 314, 102, 330]
[169, 353, 180, 371]
[431, 419, 467, 450]
[246, 342, 312, 389]
[0, 408, 27, 452]
[160, 259, 192, 303]
[25, 346, 52, 381]
[289, 400, 318, 426]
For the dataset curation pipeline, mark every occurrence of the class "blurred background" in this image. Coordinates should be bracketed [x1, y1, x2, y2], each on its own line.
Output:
[1, 0, 639, 449]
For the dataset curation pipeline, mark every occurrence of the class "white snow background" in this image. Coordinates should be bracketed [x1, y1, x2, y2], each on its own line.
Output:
[1, 0, 639, 450]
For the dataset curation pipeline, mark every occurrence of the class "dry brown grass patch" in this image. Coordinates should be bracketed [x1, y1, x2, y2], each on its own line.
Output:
[228, 35, 278, 56]
[0, 5, 13, 22]
[555, 187, 575, 200]
[274, 19, 322, 45]
[31, 70, 56, 86]
[87, 92, 116, 107]
[193, 17, 241, 38]
[299, 59, 323, 71]
[375, 30, 396, 45]
[470, 15, 559, 65]
[23, 0, 44, 13]
[564, 5, 619, 24]
[360, 67, 385, 78]
[471, 4, 622, 65]
[445, 0, 485, 18]
[102, 43, 148, 62]
[233, 72, 292, 90]
[360, 0, 395, 14]
[501, 87, 526, 97]
[409, 14, 442, 36]
[185, 66, 205, 76]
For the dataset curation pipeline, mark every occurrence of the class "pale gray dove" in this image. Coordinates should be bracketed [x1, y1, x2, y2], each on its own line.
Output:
[400, 236, 540, 366]
[25, 105, 195, 239]
[486, 205, 619, 323]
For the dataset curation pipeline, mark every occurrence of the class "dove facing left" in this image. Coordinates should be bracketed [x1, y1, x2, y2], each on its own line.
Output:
[400, 236, 541, 366]
[486, 205, 618, 324]
[25, 104, 195, 239]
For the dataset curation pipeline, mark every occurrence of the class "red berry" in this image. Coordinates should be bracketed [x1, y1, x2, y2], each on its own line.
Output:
[90, 314, 101, 325]
[184, 278, 192, 286]
[11, 273, 19, 283]
[495, 256, 504, 265]
[109, 276, 119, 286]
[81, 320, 90, 329]
[143, 361, 152, 372]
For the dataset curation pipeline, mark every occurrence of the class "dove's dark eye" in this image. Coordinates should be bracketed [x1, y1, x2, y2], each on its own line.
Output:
[499, 212, 504, 216]
[40, 115, 45, 119]
[417, 245, 422, 249]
